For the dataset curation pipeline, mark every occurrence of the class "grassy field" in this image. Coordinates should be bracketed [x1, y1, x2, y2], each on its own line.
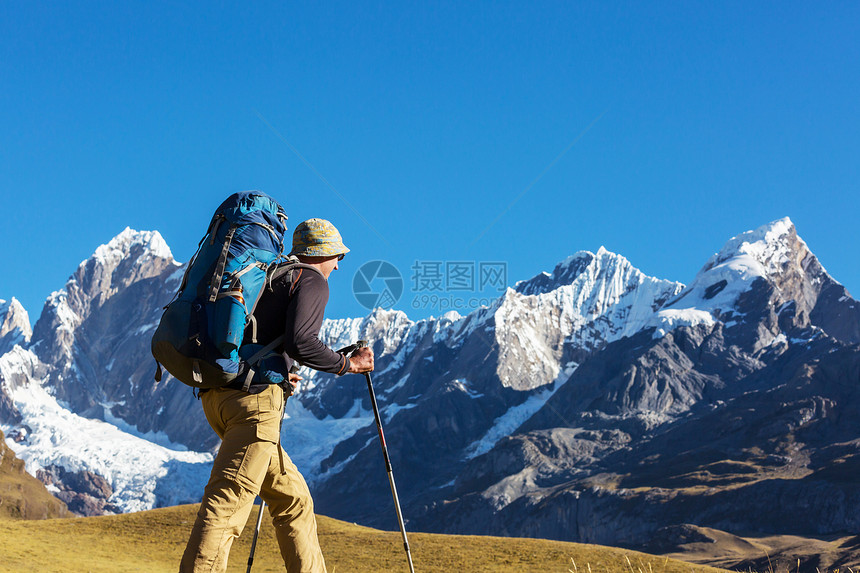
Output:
[0, 504, 729, 573]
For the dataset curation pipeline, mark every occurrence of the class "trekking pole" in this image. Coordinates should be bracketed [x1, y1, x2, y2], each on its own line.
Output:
[339, 340, 416, 573]
[247, 365, 297, 572]
[246, 500, 266, 573]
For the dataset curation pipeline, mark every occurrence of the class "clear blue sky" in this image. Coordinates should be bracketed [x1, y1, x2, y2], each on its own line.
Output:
[2, 1, 858, 325]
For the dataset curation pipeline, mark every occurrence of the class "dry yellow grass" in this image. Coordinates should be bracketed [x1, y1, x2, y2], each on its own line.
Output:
[0, 504, 730, 573]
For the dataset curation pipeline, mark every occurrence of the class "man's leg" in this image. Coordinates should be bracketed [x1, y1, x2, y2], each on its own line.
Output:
[260, 445, 327, 573]
[180, 388, 280, 572]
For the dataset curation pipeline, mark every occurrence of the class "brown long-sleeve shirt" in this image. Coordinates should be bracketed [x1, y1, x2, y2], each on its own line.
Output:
[234, 265, 349, 393]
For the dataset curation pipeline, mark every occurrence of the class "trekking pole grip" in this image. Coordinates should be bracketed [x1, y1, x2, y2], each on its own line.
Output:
[336, 339, 368, 356]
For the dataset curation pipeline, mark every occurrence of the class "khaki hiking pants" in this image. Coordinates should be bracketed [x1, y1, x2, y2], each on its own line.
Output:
[180, 384, 327, 573]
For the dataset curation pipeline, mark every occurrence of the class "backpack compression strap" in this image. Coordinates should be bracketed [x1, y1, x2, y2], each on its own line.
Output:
[207, 225, 237, 302]
[206, 222, 286, 303]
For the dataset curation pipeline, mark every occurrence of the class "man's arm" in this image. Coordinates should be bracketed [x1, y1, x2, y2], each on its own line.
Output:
[282, 270, 351, 375]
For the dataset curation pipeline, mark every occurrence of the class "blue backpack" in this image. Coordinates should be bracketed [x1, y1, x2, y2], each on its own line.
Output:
[151, 191, 308, 391]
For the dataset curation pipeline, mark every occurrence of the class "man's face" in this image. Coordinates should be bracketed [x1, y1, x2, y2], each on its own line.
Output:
[319, 254, 342, 279]
[295, 253, 344, 279]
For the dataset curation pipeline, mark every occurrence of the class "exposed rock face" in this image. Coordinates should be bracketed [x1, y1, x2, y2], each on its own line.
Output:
[36, 465, 118, 516]
[0, 298, 31, 356]
[0, 428, 70, 519]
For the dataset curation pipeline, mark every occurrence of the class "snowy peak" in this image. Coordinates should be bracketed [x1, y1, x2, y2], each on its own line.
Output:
[360, 308, 416, 355]
[516, 251, 596, 296]
[653, 218, 855, 340]
[319, 308, 415, 357]
[512, 246, 683, 326]
[666, 218, 819, 313]
[90, 227, 174, 266]
[0, 298, 32, 354]
[31, 228, 178, 352]
[515, 246, 681, 304]
[495, 247, 683, 390]
[652, 219, 801, 336]
[701, 217, 821, 289]
[75, 227, 176, 298]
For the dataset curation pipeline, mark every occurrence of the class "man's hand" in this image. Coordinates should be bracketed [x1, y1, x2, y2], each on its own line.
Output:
[286, 372, 302, 395]
[347, 347, 374, 373]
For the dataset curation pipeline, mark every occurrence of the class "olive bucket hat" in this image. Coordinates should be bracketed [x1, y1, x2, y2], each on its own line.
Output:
[289, 218, 350, 257]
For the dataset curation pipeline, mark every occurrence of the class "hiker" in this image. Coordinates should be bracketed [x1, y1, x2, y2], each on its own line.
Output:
[179, 218, 374, 573]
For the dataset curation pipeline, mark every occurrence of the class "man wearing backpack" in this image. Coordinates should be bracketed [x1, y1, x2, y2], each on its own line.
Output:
[180, 218, 374, 573]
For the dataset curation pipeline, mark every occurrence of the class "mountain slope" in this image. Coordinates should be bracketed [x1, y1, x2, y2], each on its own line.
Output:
[0, 428, 69, 519]
[295, 249, 683, 527]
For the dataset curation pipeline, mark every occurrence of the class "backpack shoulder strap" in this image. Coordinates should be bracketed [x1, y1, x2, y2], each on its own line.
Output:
[240, 260, 325, 390]
[244, 258, 325, 343]
[261, 259, 324, 306]
[267, 258, 324, 284]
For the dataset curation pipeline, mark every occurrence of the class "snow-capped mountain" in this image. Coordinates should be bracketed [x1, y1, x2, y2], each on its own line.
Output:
[0, 229, 213, 514]
[1, 217, 858, 565]
[419, 217, 860, 548]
